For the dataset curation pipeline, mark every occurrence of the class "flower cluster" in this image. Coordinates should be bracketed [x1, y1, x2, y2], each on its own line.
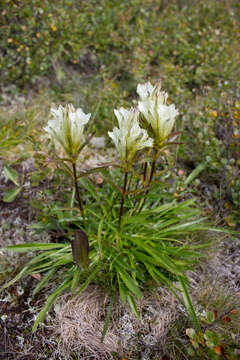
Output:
[44, 81, 178, 168]
[109, 81, 179, 167]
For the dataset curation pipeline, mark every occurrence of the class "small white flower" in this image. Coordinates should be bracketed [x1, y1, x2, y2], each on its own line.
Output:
[108, 107, 153, 170]
[137, 81, 179, 147]
[44, 104, 91, 159]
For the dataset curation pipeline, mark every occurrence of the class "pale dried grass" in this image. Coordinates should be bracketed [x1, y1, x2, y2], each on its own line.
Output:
[54, 285, 178, 359]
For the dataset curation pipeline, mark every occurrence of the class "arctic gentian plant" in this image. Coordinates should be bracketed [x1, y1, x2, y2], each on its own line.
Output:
[1, 80, 229, 338]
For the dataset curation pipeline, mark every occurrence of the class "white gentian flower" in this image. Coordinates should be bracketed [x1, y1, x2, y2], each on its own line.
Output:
[137, 81, 179, 147]
[108, 107, 153, 170]
[44, 104, 91, 160]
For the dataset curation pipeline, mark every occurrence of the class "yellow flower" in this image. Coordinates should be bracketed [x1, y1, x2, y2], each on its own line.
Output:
[210, 110, 217, 118]
[51, 24, 57, 31]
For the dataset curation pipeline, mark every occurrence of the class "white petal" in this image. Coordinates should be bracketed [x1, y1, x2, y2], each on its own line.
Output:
[137, 82, 154, 100]
[51, 105, 64, 120]
[75, 108, 91, 125]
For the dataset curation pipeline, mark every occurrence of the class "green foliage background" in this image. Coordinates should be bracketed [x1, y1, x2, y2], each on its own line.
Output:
[1, 0, 239, 226]
[1, 0, 239, 88]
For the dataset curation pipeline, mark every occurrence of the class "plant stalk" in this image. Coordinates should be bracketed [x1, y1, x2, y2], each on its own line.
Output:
[72, 162, 84, 216]
[118, 171, 128, 232]
[142, 161, 148, 185]
[137, 155, 156, 214]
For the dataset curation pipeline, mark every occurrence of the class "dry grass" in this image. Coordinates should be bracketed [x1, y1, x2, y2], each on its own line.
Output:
[54, 285, 178, 359]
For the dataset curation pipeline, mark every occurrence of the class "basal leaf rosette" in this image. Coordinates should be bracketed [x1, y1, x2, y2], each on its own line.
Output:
[44, 104, 91, 161]
[137, 81, 179, 149]
[108, 107, 153, 171]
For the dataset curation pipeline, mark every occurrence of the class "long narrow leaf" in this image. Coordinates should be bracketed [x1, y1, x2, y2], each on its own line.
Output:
[115, 263, 142, 299]
[71, 266, 81, 292]
[101, 291, 116, 343]
[0, 265, 30, 291]
[32, 268, 57, 297]
[178, 276, 200, 331]
[127, 294, 140, 318]
[32, 278, 72, 332]
[5, 243, 66, 252]
[185, 162, 206, 186]
[73, 265, 100, 298]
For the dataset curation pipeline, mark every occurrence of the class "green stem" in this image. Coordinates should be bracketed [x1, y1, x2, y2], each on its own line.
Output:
[118, 171, 128, 233]
[178, 276, 201, 332]
[131, 162, 148, 215]
[137, 157, 156, 214]
[72, 162, 84, 216]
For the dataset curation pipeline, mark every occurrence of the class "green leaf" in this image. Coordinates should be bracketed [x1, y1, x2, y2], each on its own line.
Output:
[78, 162, 117, 179]
[127, 294, 139, 318]
[79, 177, 99, 201]
[0, 265, 30, 291]
[97, 219, 104, 259]
[137, 242, 184, 276]
[3, 187, 21, 202]
[71, 266, 81, 292]
[3, 165, 20, 186]
[72, 229, 90, 269]
[101, 291, 116, 343]
[178, 276, 201, 332]
[32, 278, 72, 332]
[100, 170, 123, 194]
[159, 218, 206, 234]
[88, 209, 118, 233]
[184, 162, 206, 186]
[115, 263, 142, 299]
[73, 265, 100, 298]
[58, 216, 83, 223]
[32, 268, 57, 297]
[204, 330, 219, 346]
[5, 243, 67, 252]
[145, 264, 183, 304]
[118, 278, 127, 304]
